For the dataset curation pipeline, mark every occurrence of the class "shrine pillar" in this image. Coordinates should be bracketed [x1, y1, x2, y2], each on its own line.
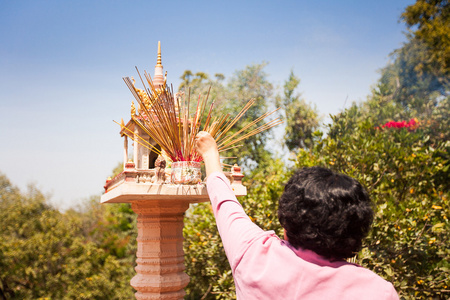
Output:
[130, 200, 190, 300]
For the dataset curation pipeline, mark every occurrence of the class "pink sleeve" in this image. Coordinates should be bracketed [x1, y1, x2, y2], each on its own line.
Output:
[386, 283, 400, 300]
[206, 172, 265, 269]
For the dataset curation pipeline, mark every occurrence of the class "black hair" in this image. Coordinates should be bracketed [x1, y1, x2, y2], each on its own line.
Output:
[278, 166, 373, 260]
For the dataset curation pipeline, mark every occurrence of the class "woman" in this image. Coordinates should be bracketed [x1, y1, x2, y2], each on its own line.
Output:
[195, 131, 398, 299]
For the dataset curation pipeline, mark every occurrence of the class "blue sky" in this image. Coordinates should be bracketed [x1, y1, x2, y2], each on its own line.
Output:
[0, 0, 414, 209]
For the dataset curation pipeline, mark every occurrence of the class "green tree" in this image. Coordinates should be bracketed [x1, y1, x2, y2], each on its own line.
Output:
[177, 63, 276, 171]
[183, 202, 231, 299]
[110, 161, 124, 178]
[183, 61, 448, 299]
[178, 69, 228, 121]
[0, 173, 136, 299]
[295, 107, 449, 299]
[276, 70, 321, 151]
[178, 70, 226, 105]
[359, 36, 448, 128]
[385, 37, 446, 112]
[179, 70, 194, 90]
[401, 0, 450, 80]
[220, 63, 275, 170]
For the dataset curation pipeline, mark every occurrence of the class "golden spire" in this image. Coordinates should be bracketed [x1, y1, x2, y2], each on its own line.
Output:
[153, 41, 164, 88]
[156, 41, 162, 68]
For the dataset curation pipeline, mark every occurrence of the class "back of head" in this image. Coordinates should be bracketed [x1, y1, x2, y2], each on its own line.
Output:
[278, 166, 373, 260]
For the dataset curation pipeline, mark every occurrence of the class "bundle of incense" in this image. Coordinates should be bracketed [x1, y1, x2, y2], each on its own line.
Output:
[117, 67, 283, 163]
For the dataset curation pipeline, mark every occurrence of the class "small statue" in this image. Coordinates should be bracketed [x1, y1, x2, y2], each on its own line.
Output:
[153, 155, 167, 184]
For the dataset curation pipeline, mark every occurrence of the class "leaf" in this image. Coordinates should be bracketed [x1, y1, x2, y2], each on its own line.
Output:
[431, 223, 445, 233]
[384, 266, 394, 277]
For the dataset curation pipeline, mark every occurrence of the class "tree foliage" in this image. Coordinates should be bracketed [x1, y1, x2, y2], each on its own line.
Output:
[295, 108, 449, 299]
[223, 63, 275, 169]
[0, 174, 136, 299]
[360, 37, 448, 129]
[184, 95, 448, 300]
[276, 70, 321, 151]
[178, 63, 276, 171]
[401, 0, 450, 79]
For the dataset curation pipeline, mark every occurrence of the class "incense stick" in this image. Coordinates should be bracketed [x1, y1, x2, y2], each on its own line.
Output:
[120, 68, 283, 163]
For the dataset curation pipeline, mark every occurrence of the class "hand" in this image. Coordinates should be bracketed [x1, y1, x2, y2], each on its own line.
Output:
[195, 131, 218, 158]
[195, 131, 222, 176]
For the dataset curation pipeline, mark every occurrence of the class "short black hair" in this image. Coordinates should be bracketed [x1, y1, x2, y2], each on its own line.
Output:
[278, 166, 373, 260]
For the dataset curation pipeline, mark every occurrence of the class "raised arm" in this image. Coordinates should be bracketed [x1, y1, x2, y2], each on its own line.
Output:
[194, 132, 265, 267]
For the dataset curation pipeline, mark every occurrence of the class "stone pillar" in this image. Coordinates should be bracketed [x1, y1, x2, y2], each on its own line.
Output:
[130, 200, 190, 300]
[124, 136, 128, 169]
[134, 128, 139, 167]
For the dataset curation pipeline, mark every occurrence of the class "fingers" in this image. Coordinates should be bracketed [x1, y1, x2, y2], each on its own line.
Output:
[196, 131, 210, 139]
[195, 131, 213, 145]
[195, 131, 217, 156]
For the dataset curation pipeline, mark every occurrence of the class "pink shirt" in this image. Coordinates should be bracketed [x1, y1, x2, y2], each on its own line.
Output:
[206, 172, 399, 299]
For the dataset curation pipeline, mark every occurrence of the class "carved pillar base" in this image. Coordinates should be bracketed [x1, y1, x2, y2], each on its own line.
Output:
[131, 201, 190, 300]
